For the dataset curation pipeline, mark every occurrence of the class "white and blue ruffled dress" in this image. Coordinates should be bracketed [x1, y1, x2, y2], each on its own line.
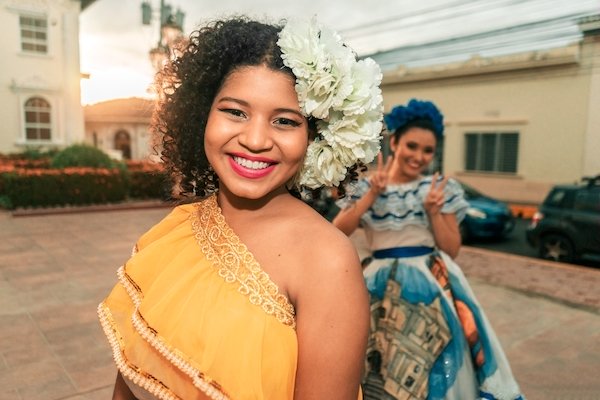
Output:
[337, 175, 525, 400]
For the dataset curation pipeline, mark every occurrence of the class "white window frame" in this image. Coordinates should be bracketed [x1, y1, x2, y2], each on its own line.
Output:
[19, 14, 48, 54]
[23, 97, 52, 142]
[16, 94, 62, 147]
[464, 131, 519, 174]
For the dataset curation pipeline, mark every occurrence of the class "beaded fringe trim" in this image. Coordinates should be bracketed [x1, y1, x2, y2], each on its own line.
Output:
[97, 302, 180, 400]
[191, 195, 296, 328]
[98, 266, 230, 400]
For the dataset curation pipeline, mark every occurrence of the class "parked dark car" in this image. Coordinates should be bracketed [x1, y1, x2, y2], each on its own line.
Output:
[526, 175, 600, 263]
[456, 180, 515, 242]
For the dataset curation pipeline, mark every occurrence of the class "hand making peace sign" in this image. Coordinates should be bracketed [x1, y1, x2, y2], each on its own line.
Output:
[369, 152, 393, 195]
[423, 172, 449, 216]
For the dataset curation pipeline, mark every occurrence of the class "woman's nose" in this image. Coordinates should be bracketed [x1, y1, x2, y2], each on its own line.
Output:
[237, 118, 273, 152]
[415, 149, 427, 162]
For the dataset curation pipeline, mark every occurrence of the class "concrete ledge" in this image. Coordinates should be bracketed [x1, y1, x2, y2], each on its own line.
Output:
[10, 200, 172, 217]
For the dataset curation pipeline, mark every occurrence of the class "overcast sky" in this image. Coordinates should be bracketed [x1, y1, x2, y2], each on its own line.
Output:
[79, 0, 600, 105]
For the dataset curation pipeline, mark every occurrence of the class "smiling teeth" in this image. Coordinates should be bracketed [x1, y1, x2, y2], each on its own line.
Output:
[233, 156, 270, 170]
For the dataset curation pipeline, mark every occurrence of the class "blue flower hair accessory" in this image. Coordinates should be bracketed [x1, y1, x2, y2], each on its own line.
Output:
[384, 99, 444, 138]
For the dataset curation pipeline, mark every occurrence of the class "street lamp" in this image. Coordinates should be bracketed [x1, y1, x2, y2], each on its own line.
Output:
[141, 0, 185, 71]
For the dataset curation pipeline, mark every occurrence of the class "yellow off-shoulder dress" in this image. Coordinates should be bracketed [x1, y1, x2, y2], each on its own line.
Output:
[98, 195, 298, 400]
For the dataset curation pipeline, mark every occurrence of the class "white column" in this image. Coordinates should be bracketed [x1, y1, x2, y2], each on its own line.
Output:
[61, 2, 85, 145]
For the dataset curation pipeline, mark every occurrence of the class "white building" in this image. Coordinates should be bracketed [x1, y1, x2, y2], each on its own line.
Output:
[0, 0, 95, 155]
[83, 97, 155, 160]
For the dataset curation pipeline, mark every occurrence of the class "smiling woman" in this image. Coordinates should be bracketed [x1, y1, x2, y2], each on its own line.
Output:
[97, 16, 384, 400]
[333, 99, 525, 400]
[204, 66, 309, 201]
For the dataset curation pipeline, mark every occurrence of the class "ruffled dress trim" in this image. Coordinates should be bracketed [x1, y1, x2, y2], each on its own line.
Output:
[98, 265, 231, 400]
[98, 301, 180, 400]
[98, 194, 297, 400]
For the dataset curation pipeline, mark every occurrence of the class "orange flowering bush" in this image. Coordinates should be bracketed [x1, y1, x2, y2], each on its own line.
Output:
[126, 160, 168, 199]
[0, 152, 169, 209]
[0, 167, 127, 209]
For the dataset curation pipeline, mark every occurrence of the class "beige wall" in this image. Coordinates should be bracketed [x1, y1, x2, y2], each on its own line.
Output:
[381, 44, 596, 204]
[581, 34, 600, 177]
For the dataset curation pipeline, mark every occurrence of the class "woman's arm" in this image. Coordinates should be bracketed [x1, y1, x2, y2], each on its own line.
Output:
[424, 173, 461, 258]
[333, 154, 391, 236]
[332, 189, 378, 235]
[427, 212, 461, 258]
[112, 372, 137, 400]
[293, 237, 370, 399]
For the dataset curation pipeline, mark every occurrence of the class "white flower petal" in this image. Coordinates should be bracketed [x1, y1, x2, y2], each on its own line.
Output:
[278, 18, 384, 188]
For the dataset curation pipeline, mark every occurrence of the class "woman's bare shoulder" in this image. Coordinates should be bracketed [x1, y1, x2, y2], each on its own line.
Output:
[290, 205, 359, 263]
[283, 205, 364, 293]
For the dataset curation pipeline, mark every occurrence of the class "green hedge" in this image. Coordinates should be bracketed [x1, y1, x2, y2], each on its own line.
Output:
[0, 168, 128, 209]
[0, 153, 170, 209]
[128, 170, 169, 199]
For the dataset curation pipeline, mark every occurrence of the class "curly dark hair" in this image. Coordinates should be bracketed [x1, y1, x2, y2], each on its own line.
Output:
[384, 99, 444, 144]
[152, 16, 362, 201]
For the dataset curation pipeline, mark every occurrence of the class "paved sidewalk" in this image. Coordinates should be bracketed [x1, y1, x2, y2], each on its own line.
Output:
[0, 206, 599, 399]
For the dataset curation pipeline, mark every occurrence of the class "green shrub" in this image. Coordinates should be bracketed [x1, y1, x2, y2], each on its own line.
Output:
[12, 147, 58, 160]
[19, 147, 46, 160]
[51, 144, 115, 169]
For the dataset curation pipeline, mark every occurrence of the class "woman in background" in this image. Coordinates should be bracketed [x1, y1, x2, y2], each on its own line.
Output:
[334, 99, 525, 400]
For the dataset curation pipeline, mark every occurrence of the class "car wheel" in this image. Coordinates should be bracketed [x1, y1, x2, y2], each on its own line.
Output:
[539, 234, 574, 263]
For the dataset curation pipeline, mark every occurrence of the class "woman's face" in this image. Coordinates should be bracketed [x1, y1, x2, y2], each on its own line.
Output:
[204, 65, 309, 201]
[390, 126, 437, 182]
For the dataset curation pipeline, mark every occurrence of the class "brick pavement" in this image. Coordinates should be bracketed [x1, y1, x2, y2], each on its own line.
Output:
[457, 247, 600, 312]
[0, 206, 599, 399]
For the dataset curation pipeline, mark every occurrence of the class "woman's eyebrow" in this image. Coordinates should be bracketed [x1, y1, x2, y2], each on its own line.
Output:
[217, 97, 304, 119]
[216, 96, 248, 106]
[274, 107, 304, 118]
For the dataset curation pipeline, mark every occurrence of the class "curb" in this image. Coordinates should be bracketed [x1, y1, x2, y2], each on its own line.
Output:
[461, 245, 597, 272]
[10, 200, 173, 217]
[458, 246, 600, 312]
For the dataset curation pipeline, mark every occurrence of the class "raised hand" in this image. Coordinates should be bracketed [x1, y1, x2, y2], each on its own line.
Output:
[369, 153, 393, 195]
[424, 172, 449, 216]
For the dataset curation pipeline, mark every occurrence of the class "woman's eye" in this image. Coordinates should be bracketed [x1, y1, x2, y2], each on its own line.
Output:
[274, 117, 301, 127]
[219, 108, 246, 118]
[424, 147, 435, 154]
[406, 142, 418, 150]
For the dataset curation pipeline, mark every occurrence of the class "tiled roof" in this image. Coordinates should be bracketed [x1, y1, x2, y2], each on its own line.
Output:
[84, 97, 154, 123]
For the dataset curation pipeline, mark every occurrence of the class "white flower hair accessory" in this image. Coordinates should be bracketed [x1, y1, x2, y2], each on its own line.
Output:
[277, 17, 384, 188]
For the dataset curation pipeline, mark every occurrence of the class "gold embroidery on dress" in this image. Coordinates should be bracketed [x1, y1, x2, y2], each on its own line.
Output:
[190, 195, 297, 328]
[100, 266, 231, 400]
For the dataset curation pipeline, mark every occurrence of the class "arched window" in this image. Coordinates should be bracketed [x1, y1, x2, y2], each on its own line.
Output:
[114, 130, 132, 160]
[24, 97, 52, 141]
